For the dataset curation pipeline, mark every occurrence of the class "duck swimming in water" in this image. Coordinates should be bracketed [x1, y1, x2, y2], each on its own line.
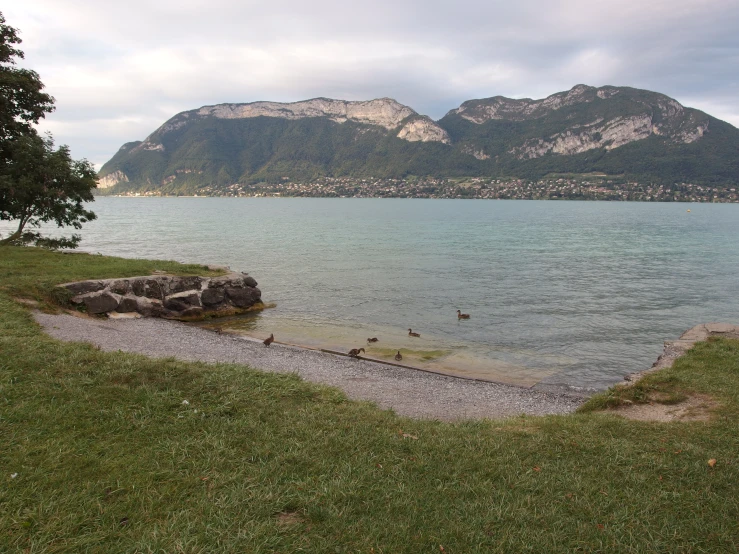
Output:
[395, 350, 403, 361]
[408, 329, 420, 337]
[263, 333, 274, 346]
[457, 310, 471, 319]
[348, 348, 366, 358]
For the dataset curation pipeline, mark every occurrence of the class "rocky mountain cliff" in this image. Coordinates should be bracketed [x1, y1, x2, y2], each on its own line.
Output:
[99, 85, 739, 193]
[443, 85, 711, 160]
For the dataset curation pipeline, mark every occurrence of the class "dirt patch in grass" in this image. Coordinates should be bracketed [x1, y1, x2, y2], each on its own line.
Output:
[13, 297, 40, 307]
[610, 394, 718, 422]
[275, 511, 305, 527]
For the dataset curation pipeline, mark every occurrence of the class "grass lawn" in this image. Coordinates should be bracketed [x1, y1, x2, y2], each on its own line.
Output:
[1, 246, 737, 553]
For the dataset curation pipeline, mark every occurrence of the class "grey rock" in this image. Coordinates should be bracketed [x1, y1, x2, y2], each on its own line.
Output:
[625, 322, 739, 382]
[131, 278, 165, 299]
[62, 280, 106, 295]
[225, 286, 261, 308]
[163, 291, 201, 312]
[179, 307, 205, 318]
[164, 298, 190, 312]
[136, 297, 165, 317]
[143, 279, 163, 300]
[207, 276, 234, 289]
[109, 279, 131, 295]
[168, 276, 204, 294]
[62, 269, 261, 319]
[131, 280, 145, 296]
[116, 296, 139, 313]
[165, 291, 202, 307]
[201, 287, 225, 306]
[82, 291, 122, 314]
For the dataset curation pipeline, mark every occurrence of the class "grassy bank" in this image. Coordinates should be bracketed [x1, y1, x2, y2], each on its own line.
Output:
[1, 247, 737, 553]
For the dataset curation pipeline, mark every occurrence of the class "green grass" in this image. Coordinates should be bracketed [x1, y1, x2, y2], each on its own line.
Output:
[1, 246, 738, 553]
[0, 246, 224, 310]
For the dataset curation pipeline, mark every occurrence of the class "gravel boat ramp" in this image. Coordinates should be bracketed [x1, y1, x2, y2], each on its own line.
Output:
[35, 312, 588, 421]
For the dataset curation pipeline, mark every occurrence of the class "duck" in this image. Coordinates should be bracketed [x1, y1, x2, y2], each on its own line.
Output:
[367, 337, 379, 343]
[348, 347, 365, 358]
[408, 329, 420, 337]
[263, 333, 274, 347]
[395, 350, 403, 361]
[457, 310, 471, 319]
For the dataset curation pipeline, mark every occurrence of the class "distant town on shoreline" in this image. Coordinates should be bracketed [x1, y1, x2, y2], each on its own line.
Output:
[105, 176, 739, 202]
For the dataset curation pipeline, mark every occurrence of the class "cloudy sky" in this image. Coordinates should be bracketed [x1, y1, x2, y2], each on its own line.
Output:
[6, 0, 739, 167]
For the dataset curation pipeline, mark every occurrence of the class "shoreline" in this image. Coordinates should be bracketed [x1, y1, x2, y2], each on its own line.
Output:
[199, 323, 554, 390]
[33, 309, 737, 421]
[34, 311, 589, 420]
[95, 194, 739, 203]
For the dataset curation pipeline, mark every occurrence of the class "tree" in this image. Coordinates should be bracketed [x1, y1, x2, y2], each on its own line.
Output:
[0, 12, 96, 249]
[0, 132, 97, 247]
[0, 13, 54, 150]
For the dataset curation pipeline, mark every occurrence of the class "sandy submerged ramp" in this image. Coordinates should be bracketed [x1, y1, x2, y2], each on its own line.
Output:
[34, 312, 586, 421]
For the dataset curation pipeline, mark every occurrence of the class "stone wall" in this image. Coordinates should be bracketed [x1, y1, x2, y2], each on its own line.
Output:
[624, 323, 739, 382]
[59, 271, 262, 319]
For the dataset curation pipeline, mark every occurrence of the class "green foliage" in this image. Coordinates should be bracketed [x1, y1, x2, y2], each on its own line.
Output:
[0, 13, 96, 247]
[100, 116, 483, 196]
[0, 133, 97, 245]
[8, 230, 82, 250]
[0, 12, 54, 149]
[439, 87, 739, 185]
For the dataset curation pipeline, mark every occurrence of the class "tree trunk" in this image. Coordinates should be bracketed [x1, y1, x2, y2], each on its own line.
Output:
[0, 220, 26, 245]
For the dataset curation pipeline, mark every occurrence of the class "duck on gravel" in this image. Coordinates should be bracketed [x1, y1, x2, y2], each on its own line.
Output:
[348, 348, 366, 358]
[263, 333, 274, 347]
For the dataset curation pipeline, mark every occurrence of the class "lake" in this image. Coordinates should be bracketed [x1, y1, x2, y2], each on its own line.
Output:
[5, 197, 738, 390]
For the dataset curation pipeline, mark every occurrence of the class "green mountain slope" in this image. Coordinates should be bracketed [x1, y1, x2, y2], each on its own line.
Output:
[98, 86, 739, 194]
[440, 85, 739, 184]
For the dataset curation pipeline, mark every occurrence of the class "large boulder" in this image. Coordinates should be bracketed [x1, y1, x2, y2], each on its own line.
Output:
[109, 279, 132, 295]
[136, 297, 165, 317]
[131, 279, 164, 300]
[225, 286, 261, 308]
[62, 280, 106, 295]
[58, 270, 262, 320]
[116, 296, 139, 313]
[167, 276, 204, 294]
[164, 291, 202, 312]
[201, 287, 225, 306]
[80, 291, 121, 314]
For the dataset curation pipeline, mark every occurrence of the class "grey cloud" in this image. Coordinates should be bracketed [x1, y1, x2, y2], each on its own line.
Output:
[5, 0, 738, 165]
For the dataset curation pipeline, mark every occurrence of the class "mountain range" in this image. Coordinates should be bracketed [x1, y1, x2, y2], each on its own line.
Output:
[98, 85, 739, 195]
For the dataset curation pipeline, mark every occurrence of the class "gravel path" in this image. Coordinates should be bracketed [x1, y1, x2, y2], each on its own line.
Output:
[34, 313, 588, 421]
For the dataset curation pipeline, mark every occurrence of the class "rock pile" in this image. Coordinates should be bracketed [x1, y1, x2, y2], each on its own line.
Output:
[624, 322, 739, 382]
[59, 271, 262, 319]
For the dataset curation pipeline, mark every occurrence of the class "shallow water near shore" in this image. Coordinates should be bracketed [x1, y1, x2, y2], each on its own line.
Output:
[5, 197, 738, 389]
[196, 313, 558, 386]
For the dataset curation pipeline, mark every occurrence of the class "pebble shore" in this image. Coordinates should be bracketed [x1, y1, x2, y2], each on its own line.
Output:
[35, 312, 588, 421]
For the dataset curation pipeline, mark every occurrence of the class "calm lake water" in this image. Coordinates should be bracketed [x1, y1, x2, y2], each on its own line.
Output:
[6, 197, 739, 390]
